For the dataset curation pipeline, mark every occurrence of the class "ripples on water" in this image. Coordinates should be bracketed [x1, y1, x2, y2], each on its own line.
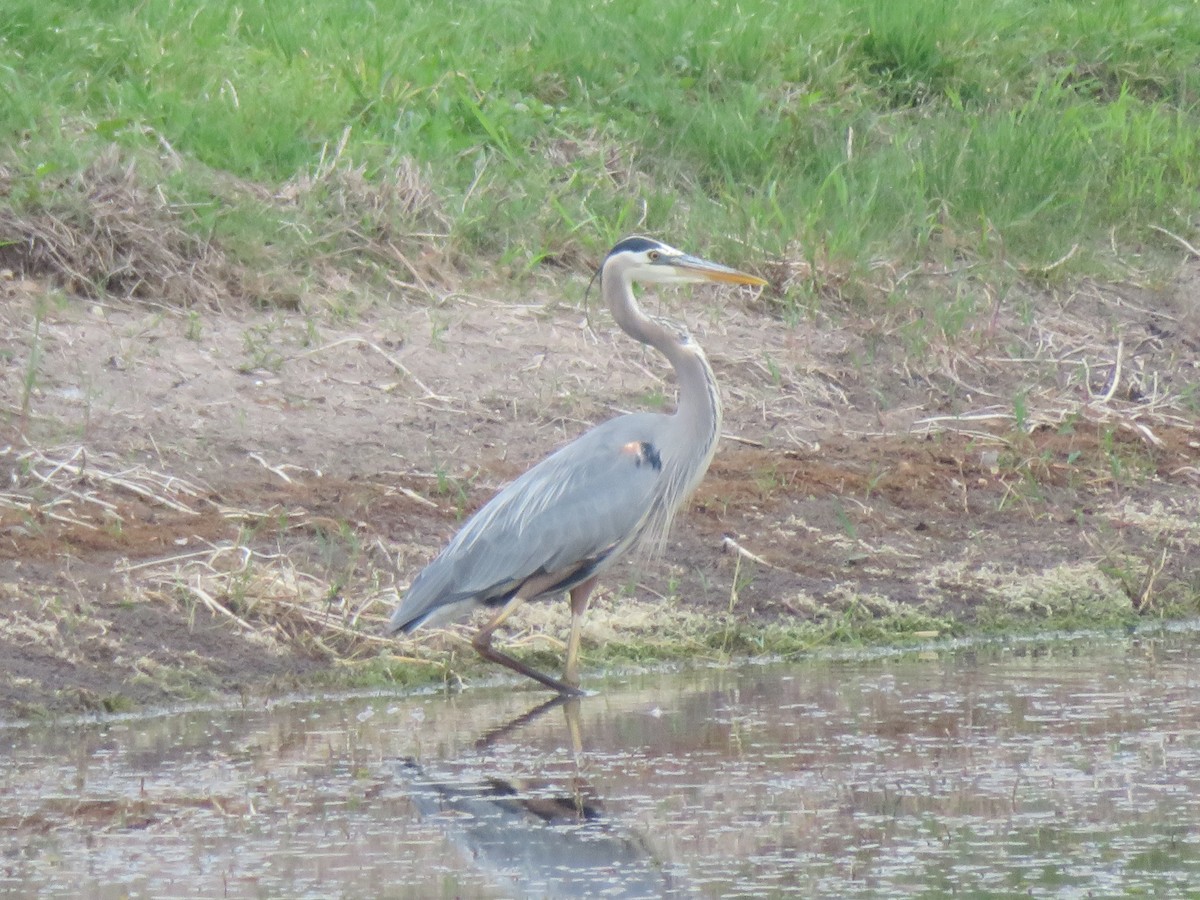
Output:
[3, 630, 1200, 897]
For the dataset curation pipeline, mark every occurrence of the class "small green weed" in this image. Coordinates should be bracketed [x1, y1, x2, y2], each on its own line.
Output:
[432, 466, 475, 520]
[184, 310, 203, 341]
[240, 321, 286, 373]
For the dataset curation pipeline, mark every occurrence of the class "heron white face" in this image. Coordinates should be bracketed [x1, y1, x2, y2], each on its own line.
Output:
[619, 240, 768, 287]
[627, 242, 691, 283]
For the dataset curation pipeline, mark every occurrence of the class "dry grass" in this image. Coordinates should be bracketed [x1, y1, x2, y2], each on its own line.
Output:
[0, 442, 210, 532]
[0, 439, 414, 662]
[131, 543, 407, 658]
[908, 279, 1200, 452]
[0, 139, 456, 312]
[0, 148, 237, 309]
[276, 134, 453, 297]
[279, 133, 448, 240]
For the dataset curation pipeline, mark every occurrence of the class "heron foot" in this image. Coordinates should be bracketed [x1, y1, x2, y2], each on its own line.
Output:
[559, 675, 596, 698]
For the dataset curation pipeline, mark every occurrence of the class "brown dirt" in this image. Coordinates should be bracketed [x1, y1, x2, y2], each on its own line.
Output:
[2, 259, 1198, 718]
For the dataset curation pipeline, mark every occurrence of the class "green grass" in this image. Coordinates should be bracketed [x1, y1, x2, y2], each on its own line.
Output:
[1, 0, 1198, 298]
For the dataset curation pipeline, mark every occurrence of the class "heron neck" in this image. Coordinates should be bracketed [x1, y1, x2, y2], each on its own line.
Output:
[669, 339, 723, 466]
[605, 272, 722, 460]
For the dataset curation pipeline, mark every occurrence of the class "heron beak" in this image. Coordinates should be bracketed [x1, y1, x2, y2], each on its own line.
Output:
[669, 253, 768, 287]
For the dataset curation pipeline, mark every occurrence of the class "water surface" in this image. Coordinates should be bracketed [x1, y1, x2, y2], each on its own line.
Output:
[3, 630, 1200, 897]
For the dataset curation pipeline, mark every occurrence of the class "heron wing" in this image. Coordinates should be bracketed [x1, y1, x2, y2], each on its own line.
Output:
[391, 414, 667, 632]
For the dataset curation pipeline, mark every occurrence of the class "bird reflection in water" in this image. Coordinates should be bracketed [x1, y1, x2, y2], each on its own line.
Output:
[397, 696, 690, 898]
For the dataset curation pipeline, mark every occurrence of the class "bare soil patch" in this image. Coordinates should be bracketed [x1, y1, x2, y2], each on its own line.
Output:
[2, 259, 1198, 717]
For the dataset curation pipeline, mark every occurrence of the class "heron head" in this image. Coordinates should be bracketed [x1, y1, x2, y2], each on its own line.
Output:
[604, 235, 768, 287]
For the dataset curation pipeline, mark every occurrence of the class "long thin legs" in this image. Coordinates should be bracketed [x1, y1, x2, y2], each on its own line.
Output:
[469, 573, 598, 696]
[472, 593, 587, 697]
[563, 576, 598, 689]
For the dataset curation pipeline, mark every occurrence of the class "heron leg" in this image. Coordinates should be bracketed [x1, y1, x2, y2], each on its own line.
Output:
[563, 576, 598, 689]
[472, 592, 586, 697]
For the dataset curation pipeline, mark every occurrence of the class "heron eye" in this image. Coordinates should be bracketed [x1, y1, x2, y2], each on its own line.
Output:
[648, 250, 660, 261]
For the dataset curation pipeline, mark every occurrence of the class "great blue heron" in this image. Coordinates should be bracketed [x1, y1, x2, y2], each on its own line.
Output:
[388, 236, 767, 694]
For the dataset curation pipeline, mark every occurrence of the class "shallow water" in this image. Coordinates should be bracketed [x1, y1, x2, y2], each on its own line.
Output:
[3, 630, 1200, 898]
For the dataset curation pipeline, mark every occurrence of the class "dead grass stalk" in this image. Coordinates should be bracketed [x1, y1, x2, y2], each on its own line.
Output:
[0, 149, 236, 308]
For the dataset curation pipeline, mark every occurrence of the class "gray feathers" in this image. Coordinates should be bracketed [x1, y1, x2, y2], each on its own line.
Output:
[389, 414, 668, 633]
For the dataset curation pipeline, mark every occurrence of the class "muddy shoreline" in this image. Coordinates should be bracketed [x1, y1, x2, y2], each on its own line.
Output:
[2, 271, 1198, 718]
